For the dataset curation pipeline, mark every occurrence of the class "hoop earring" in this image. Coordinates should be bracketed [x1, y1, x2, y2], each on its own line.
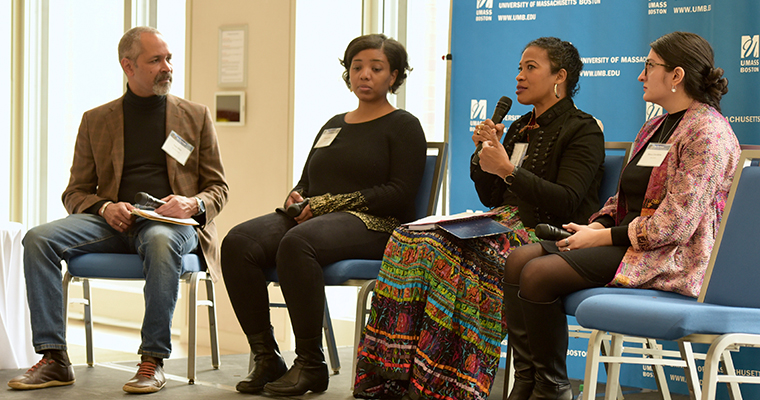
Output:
[554, 84, 560, 98]
[671, 86, 676, 93]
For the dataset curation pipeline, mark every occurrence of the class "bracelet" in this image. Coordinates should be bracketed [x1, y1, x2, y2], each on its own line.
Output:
[99, 201, 113, 216]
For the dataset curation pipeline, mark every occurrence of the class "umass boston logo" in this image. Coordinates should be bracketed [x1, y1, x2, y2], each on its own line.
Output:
[741, 35, 759, 73]
[470, 99, 487, 132]
[471, 99, 488, 120]
[646, 102, 665, 121]
[476, 0, 493, 21]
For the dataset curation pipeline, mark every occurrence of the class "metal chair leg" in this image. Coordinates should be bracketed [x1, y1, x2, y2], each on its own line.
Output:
[352, 279, 376, 389]
[187, 272, 200, 384]
[646, 338, 673, 400]
[63, 272, 94, 367]
[82, 278, 94, 367]
[322, 300, 341, 374]
[204, 275, 220, 369]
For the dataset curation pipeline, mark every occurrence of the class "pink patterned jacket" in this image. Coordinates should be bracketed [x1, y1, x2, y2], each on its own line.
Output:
[590, 101, 740, 297]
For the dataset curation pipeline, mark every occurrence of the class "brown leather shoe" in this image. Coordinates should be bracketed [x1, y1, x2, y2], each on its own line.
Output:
[7, 355, 75, 390]
[122, 360, 166, 394]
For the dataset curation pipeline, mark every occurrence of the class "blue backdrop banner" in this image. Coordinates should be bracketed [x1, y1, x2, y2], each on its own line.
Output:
[450, 1, 760, 398]
[450, 0, 760, 213]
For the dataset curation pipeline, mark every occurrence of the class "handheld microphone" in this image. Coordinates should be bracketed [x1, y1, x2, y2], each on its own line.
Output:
[472, 96, 513, 165]
[276, 198, 310, 218]
[535, 224, 572, 241]
[285, 199, 309, 218]
[134, 192, 166, 209]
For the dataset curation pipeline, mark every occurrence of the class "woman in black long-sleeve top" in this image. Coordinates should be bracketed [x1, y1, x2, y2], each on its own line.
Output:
[221, 34, 426, 397]
[353, 37, 603, 400]
[471, 96, 604, 228]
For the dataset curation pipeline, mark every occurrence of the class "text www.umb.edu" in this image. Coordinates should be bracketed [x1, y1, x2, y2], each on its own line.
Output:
[498, 14, 537, 21]
[580, 70, 621, 77]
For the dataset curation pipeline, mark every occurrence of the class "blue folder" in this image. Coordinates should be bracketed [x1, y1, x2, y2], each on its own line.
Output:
[439, 217, 512, 239]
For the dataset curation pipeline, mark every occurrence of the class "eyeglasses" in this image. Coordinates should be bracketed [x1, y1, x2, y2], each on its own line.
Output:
[643, 60, 672, 76]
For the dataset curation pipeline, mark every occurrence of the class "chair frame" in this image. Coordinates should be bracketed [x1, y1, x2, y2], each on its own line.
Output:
[578, 149, 760, 400]
[603, 141, 633, 164]
[63, 256, 220, 384]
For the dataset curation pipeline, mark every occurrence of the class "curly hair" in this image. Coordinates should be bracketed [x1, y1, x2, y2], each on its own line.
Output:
[650, 31, 728, 113]
[524, 37, 583, 98]
[340, 34, 411, 94]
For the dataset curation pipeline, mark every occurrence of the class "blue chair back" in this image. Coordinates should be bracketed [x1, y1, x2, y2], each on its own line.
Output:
[700, 151, 760, 308]
[599, 142, 632, 208]
[414, 142, 447, 220]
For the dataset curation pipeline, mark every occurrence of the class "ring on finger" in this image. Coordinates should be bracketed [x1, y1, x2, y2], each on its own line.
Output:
[564, 238, 569, 246]
[119, 222, 123, 227]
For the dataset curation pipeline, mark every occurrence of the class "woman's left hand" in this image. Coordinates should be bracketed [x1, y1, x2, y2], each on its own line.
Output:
[477, 127, 513, 177]
[556, 222, 612, 251]
[294, 204, 313, 224]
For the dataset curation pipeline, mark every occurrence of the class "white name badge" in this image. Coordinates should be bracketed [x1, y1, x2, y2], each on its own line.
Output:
[510, 142, 529, 167]
[314, 128, 341, 148]
[162, 130, 194, 166]
[637, 143, 673, 168]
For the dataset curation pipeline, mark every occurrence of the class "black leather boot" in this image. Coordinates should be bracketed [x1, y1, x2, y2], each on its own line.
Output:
[236, 326, 288, 393]
[503, 284, 535, 400]
[263, 336, 329, 396]
[519, 295, 572, 400]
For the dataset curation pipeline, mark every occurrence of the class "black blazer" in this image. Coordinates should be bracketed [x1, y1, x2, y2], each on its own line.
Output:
[471, 98, 605, 228]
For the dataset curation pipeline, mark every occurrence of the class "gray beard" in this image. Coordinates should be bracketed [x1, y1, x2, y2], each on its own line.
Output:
[153, 81, 171, 96]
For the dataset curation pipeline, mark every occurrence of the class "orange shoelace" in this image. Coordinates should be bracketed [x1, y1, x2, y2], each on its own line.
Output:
[136, 361, 158, 378]
[27, 358, 54, 373]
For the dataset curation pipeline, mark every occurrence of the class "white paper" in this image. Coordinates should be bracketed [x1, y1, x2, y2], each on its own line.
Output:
[220, 30, 246, 84]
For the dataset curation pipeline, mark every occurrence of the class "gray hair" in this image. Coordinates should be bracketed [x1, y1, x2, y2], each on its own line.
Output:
[118, 26, 162, 61]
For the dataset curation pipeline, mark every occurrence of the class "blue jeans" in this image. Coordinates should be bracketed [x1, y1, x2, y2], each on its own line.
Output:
[23, 213, 198, 359]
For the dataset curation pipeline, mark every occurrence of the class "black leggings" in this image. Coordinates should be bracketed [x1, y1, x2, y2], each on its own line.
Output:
[221, 211, 391, 339]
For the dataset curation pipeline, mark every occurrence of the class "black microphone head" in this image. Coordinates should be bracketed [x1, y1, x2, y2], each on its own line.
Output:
[535, 223, 572, 240]
[134, 192, 166, 208]
[135, 192, 149, 205]
[491, 96, 513, 124]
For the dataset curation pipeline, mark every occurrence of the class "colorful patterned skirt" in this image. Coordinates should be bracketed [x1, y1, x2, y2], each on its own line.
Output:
[353, 205, 538, 400]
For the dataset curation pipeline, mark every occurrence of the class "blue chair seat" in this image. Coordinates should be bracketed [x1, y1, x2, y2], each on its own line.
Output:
[66, 253, 203, 279]
[573, 293, 760, 341]
[563, 287, 688, 316]
[264, 259, 382, 285]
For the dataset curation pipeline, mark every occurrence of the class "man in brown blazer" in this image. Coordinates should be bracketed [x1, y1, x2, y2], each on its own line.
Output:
[8, 27, 228, 394]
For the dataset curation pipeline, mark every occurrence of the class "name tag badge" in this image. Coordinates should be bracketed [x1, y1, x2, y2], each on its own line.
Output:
[162, 131, 194, 166]
[637, 143, 673, 168]
[314, 128, 341, 148]
[510, 142, 529, 167]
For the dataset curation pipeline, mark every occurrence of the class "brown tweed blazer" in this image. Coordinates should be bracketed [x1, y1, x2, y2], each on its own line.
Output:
[62, 94, 229, 281]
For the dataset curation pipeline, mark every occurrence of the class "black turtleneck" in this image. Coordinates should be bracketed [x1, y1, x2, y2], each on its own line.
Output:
[118, 86, 172, 204]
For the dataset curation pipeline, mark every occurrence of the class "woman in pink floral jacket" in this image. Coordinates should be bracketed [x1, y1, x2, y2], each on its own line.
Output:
[501, 31, 740, 400]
